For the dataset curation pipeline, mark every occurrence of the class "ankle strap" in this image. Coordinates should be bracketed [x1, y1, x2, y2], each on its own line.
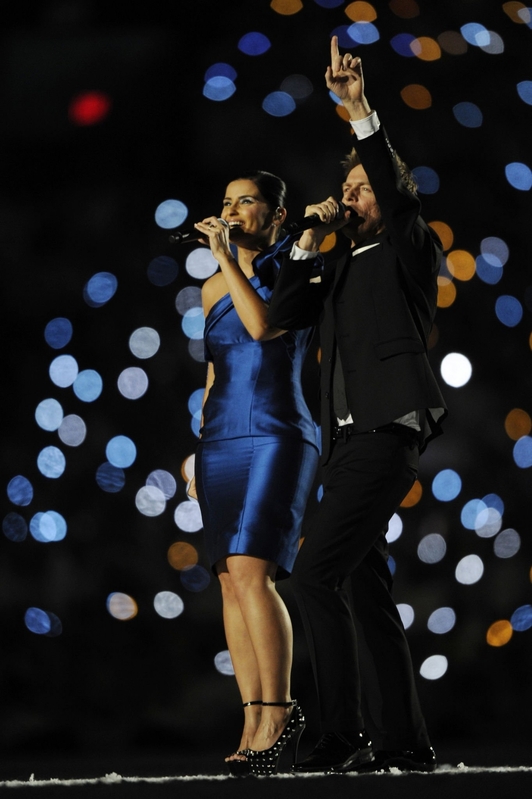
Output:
[242, 700, 262, 707]
[261, 700, 296, 707]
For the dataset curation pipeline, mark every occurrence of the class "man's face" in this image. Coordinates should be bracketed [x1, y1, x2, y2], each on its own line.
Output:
[341, 164, 384, 244]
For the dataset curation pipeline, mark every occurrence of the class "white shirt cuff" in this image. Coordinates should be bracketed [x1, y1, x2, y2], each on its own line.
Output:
[350, 110, 380, 139]
[290, 243, 320, 260]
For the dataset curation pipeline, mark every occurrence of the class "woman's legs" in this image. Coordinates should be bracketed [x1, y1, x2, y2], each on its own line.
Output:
[217, 554, 294, 754]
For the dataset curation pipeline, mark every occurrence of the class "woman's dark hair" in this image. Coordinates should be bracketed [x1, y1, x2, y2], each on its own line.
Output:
[237, 170, 287, 210]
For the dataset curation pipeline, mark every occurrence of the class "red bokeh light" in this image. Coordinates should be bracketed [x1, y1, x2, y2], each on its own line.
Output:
[68, 91, 112, 126]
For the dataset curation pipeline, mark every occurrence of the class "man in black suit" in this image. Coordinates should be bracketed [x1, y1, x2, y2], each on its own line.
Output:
[268, 37, 447, 773]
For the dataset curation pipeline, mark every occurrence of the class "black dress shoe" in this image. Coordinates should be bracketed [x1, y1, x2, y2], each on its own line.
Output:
[340, 746, 437, 773]
[291, 730, 374, 773]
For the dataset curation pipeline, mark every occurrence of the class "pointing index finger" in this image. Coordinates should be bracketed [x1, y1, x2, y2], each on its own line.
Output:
[330, 34, 340, 66]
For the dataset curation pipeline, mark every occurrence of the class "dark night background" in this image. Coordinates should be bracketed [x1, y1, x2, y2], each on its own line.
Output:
[1, 0, 531, 774]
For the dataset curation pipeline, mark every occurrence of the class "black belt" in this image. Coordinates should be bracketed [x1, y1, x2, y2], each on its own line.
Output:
[332, 422, 421, 445]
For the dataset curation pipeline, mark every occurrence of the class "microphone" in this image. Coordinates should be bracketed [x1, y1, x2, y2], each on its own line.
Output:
[169, 218, 228, 244]
[285, 201, 348, 234]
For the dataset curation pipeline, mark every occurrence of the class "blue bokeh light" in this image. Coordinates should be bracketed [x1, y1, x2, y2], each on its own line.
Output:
[203, 77, 237, 102]
[187, 388, 204, 416]
[513, 436, 532, 469]
[460, 23, 490, 47]
[453, 102, 483, 128]
[432, 469, 462, 502]
[390, 33, 417, 57]
[182, 307, 205, 340]
[460, 498, 487, 530]
[24, 607, 51, 634]
[505, 162, 532, 191]
[106, 436, 137, 468]
[481, 237, 509, 267]
[7, 475, 34, 506]
[84, 272, 118, 306]
[204, 62, 237, 82]
[30, 511, 67, 542]
[24, 607, 62, 636]
[511, 604, 532, 631]
[475, 255, 503, 285]
[482, 493, 504, 516]
[73, 369, 103, 402]
[331, 25, 358, 48]
[238, 32, 271, 56]
[37, 446, 66, 479]
[35, 398, 64, 431]
[155, 200, 188, 229]
[147, 256, 179, 286]
[96, 462, 126, 492]
[180, 565, 211, 592]
[348, 22, 380, 45]
[262, 91, 296, 117]
[495, 295, 523, 327]
[517, 80, 532, 105]
[315, 0, 344, 7]
[49, 354, 79, 388]
[44, 318, 73, 349]
[412, 166, 440, 194]
[2, 512, 28, 542]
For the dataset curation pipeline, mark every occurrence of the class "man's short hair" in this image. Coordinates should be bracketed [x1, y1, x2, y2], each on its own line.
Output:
[341, 147, 418, 195]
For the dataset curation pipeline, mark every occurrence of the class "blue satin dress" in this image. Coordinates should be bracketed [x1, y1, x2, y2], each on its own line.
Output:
[195, 236, 319, 578]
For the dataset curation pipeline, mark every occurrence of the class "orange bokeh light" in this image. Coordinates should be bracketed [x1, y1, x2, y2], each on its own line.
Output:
[437, 277, 457, 308]
[168, 541, 199, 571]
[345, 2, 377, 22]
[504, 408, 532, 440]
[320, 232, 337, 253]
[400, 84, 432, 110]
[388, 0, 420, 18]
[446, 249, 476, 281]
[401, 480, 422, 507]
[410, 37, 442, 61]
[486, 620, 513, 647]
[270, 0, 303, 14]
[502, 1, 531, 24]
[429, 221, 454, 252]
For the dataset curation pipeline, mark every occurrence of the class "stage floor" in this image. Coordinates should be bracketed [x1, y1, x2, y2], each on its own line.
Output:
[2, 744, 532, 798]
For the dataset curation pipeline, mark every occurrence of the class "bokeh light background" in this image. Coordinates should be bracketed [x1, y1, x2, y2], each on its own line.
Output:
[2, 0, 532, 761]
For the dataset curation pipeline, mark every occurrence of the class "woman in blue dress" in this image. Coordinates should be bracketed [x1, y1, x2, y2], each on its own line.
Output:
[188, 171, 319, 775]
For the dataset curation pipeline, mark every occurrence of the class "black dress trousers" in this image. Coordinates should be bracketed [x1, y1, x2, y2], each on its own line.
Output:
[291, 426, 431, 749]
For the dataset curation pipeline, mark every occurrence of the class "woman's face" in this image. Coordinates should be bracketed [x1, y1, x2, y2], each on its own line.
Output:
[221, 179, 277, 247]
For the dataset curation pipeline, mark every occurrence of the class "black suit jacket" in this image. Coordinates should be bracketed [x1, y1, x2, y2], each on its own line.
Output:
[268, 125, 447, 463]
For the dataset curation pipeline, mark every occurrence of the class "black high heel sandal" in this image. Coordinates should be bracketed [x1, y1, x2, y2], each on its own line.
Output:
[249, 700, 306, 776]
[226, 700, 262, 777]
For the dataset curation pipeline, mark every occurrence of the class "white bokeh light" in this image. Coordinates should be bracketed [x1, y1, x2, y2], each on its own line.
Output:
[129, 327, 161, 359]
[174, 500, 203, 532]
[185, 247, 219, 279]
[106, 592, 137, 620]
[135, 485, 167, 517]
[214, 649, 235, 676]
[420, 654, 448, 680]
[440, 352, 472, 388]
[117, 367, 149, 400]
[455, 554, 484, 585]
[427, 607, 456, 634]
[154, 591, 184, 619]
[386, 513, 403, 543]
[57, 414, 87, 447]
[396, 603, 415, 629]
[417, 533, 447, 564]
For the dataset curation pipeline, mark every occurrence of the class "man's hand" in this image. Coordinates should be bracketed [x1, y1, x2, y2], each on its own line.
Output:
[325, 35, 372, 120]
[298, 197, 351, 252]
